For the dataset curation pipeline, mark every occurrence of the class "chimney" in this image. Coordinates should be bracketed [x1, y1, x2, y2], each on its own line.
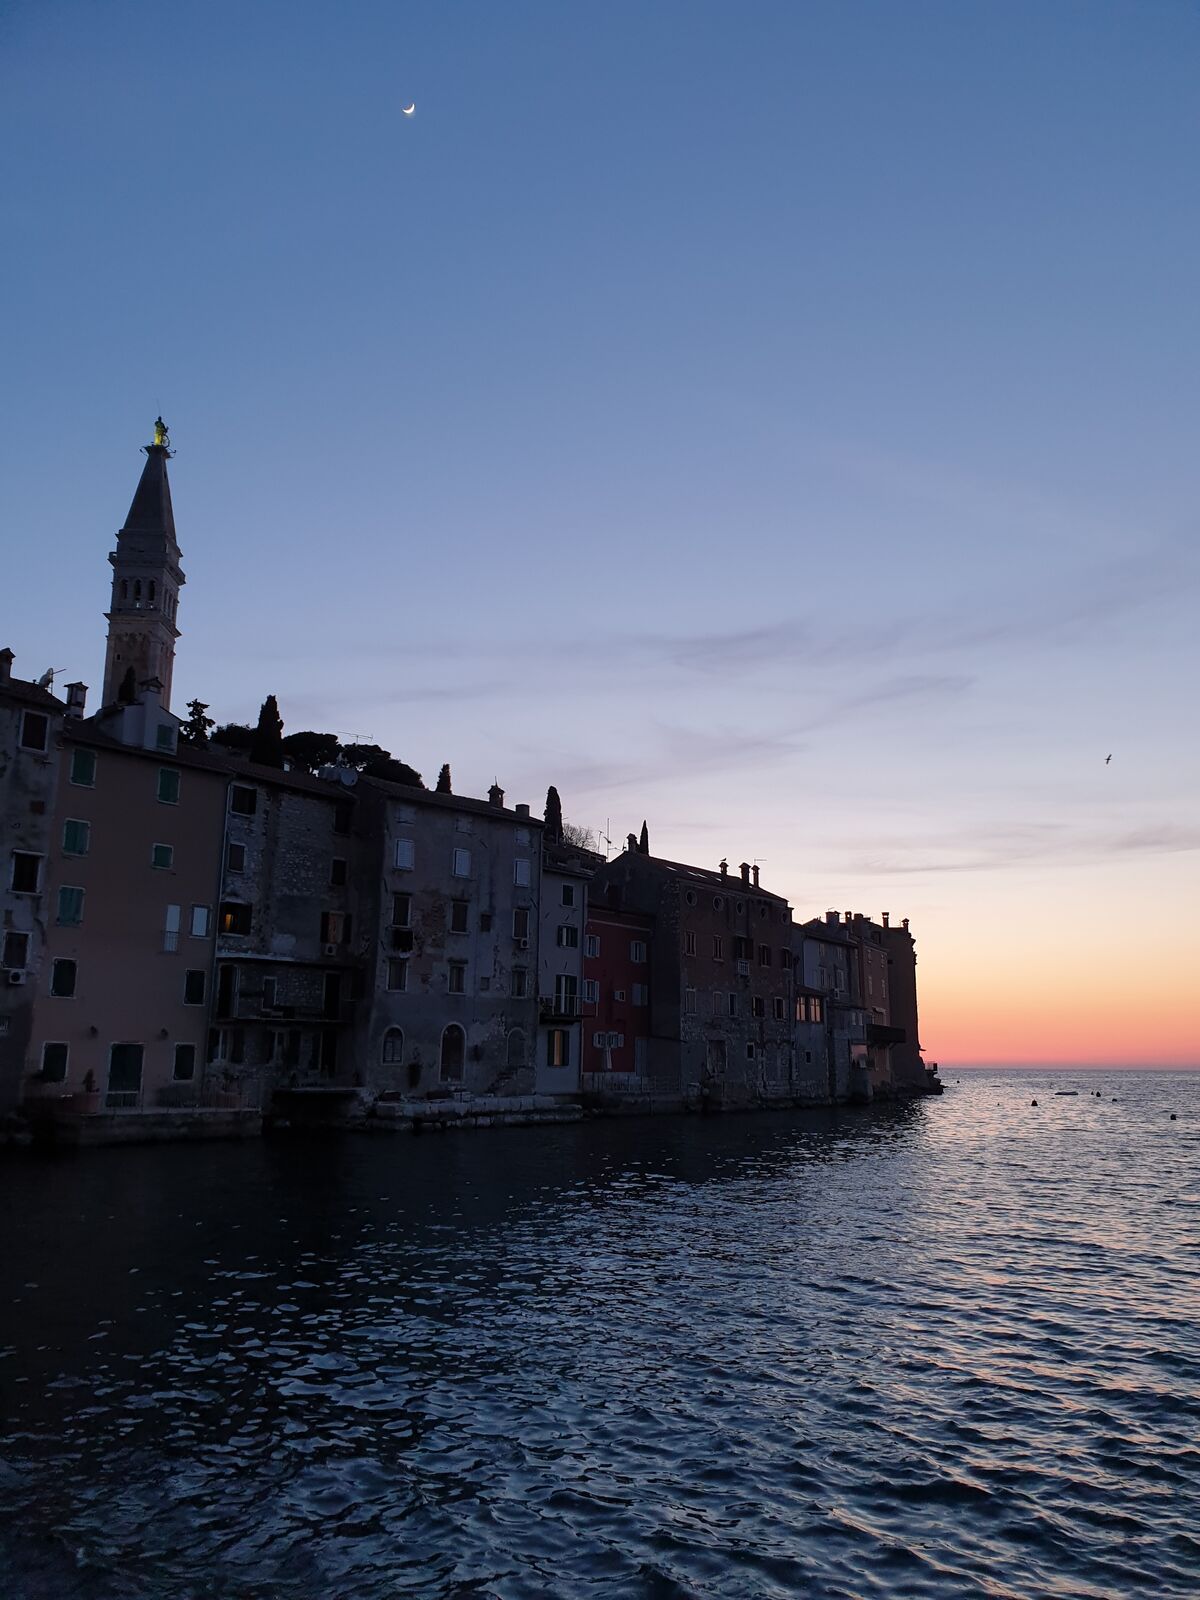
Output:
[65, 682, 87, 718]
[902, 917, 909, 931]
[826, 910, 838, 925]
[881, 912, 889, 928]
[844, 911, 852, 924]
[0, 648, 12, 686]
[719, 859, 728, 879]
[514, 802, 530, 819]
[488, 782, 505, 807]
[751, 864, 760, 888]
[739, 862, 750, 884]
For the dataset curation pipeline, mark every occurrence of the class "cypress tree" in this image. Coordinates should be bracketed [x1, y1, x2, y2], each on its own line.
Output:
[250, 694, 285, 768]
[544, 785, 564, 842]
[436, 763, 453, 794]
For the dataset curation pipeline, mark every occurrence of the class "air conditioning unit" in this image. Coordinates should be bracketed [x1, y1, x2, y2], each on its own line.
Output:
[6, 970, 26, 986]
[516, 937, 529, 949]
[322, 943, 338, 956]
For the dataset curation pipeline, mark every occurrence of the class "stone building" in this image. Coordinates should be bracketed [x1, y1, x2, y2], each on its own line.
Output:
[588, 849, 795, 1108]
[353, 777, 543, 1099]
[0, 651, 67, 1112]
[581, 900, 655, 1097]
[796, 914, 866, 1101]
[879, 914, 929, 1093]
[536, 839, 598, 1096]
[210, 761, 364, 1100]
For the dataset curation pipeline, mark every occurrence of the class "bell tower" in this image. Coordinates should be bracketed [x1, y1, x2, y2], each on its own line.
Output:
[102, 419, 186, 710]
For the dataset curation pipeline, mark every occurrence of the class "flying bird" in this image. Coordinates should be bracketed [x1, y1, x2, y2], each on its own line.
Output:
[1105, 754, 1112, 764]
[401, 103, 416, 116]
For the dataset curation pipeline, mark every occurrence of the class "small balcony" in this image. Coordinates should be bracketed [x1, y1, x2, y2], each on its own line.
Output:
[538, 994, 590, 1023]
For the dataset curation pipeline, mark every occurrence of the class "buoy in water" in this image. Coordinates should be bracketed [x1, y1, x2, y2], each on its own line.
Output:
[1031, 1099, 1039, 1107]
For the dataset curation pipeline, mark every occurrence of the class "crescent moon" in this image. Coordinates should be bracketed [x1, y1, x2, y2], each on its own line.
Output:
[402, 103, 416, 115]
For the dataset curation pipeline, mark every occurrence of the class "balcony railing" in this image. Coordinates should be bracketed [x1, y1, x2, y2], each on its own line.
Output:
[538, 995, 592, 1022]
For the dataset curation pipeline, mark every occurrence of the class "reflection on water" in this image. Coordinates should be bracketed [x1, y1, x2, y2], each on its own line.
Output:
[2, 1072, 1198, 1598]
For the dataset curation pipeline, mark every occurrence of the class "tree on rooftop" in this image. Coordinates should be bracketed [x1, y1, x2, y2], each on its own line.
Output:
[178, 699, 214, 745]
[436, 763, 452, 794]
[561, 821, 596, 850]
[281, 729, 340, 774]
[544, 785, 563, 842]
[339, 742, 423, 787]
[639, 820, 650, 855]
[212, 722, 255, 753]
[250, 695, 285, 769]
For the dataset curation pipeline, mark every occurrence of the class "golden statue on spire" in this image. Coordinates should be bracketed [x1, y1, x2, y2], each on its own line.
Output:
[152, 416, 169, 449]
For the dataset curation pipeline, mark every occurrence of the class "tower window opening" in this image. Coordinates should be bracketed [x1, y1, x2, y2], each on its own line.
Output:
[120, 580, 129, 602]
[149, 581, 157, 605]
[134, 580, 142, 605]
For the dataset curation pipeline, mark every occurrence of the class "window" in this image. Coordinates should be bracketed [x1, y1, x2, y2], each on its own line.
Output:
[712, 935, 724, 960]
[746, 1042, 757, 1061]
[752, 996, 765, 1018]
[511, 967, 528, 998]
[452, 847, 471, 878]
[226, 841, 246, 874]
[734, 937, 754, 961]
[727, 992, 738, 1018]
[220, 901, 253, 936]
[3, 931, 30, 968]
[62, 819, 90, 856]
[155, 724, 176, 753]
[320, 911, 350, 945]
[561, 883, 576, 907]
[506, 1028, 526, 1068]
[382, 1027, 404, 1064]
[632, 983, 648, 1006]
[634, 1038, 648, 1074]
[163, 904, 181, 951]
[773, 996, 786, 1021]
[585, 934, 600, 958]
[40, 1042, 69, 1082]
[630, 940, 647, 963]
[811, 997, 823, 1024]
[554, 974, 578, 1014]
[583, 978, 599, 1003]
[19, 711, 49, 752]
[330, 857, 348, 887]
[684, 931, 696, 956]
[334, 801, 353, 836]
[450, 900, 470, 934]
[394, 837, 414, 870]
[546, 1028, 571, 1068]
[479, 912, 492, 932]
[392, 893, 412, 927]
[151, 843, 174, 870]
[184, 969, 206, 1005]
[606, 1031, 623, 1049]
[173, 1043, 196, 1081]
[684, 987, 697, 1014]
[229, 784, 257, 815]
[108, 1042, 144, 1100]
[262, 976, 278, 1010]
[56, 886, 84, 925]
[712, 991, 724, 1015]
[440, 1023, 465, 1082]
[514, 857, 531, 887]
[70, 748, 96, 787]
[10, 852, 42, 893]
[515, 827, 530, 846]
[50, 958, 76, 997]
[448, 962, 467, 995]
[512, 908, 530, 941]
[188, 905, 210, 939]
[614, 989, 625, 1002]
[386, 958, 408, 992]
[758, 945, 772, 967]
[157, 768, 180, 805]
[556, 924, 579, 948]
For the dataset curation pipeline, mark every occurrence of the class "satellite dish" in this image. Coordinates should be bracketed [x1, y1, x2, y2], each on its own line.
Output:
[338, 768, 358, 787]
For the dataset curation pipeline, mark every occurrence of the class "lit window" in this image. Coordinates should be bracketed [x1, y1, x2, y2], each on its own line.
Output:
[62, 819, 90, 856]
[70, 748, 96, 787]
[220, 902, 253, 936]
[151, 843, 174, 870]
[546, 1028, 570, 1068]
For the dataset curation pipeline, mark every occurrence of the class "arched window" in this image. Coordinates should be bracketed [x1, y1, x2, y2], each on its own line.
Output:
[133, 580, 142, 605]
[120, 579, 128, 602]
[382, 1027, 403, 1064]
[149, 581, 157, 604]
[506, 1028, 526, 1069]
[440, 1024, 465, 1083]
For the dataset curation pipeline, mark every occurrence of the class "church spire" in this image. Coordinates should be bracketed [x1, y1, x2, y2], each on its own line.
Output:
[101, 421, 186, 711]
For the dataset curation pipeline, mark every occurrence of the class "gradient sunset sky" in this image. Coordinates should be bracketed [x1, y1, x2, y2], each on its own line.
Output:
[2, 2, 1197, 1067]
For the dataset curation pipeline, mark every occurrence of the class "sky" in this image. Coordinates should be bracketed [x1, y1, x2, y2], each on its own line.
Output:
[2, 0, 1197, 1068]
